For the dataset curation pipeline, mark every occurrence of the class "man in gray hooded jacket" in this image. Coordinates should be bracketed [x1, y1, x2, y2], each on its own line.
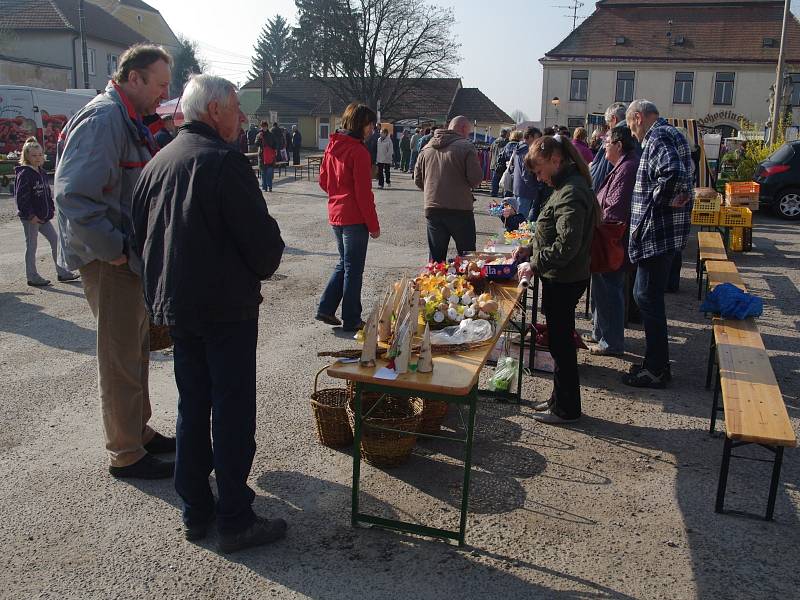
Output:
[55, 44, 175, 480]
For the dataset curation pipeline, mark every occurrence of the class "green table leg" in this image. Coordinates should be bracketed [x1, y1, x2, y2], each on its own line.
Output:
[458, 388, 478, 546]
[351, 381, 362, 527]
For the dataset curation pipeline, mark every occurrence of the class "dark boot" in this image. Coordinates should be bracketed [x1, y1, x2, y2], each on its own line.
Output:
[217, 516, 287, 554]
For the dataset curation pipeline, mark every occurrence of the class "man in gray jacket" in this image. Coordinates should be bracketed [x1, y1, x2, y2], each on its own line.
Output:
[414, 116, 484, 262]
[55, 44, 174, 480]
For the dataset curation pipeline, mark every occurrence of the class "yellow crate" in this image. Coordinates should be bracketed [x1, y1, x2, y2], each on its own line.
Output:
[694, 193, 722, 212]
[729, 227, 753, 252]
[691, 209, 719, 226]
[719, 206, 752, 228]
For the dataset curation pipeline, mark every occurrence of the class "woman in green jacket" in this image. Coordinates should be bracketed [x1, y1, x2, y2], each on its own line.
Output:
[517, 135, 597, 424]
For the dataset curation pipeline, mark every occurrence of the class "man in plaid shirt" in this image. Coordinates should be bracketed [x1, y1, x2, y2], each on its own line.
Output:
[624, 100, 694, 388]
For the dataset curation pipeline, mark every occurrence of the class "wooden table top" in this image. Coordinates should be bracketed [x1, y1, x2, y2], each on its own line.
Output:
[713, 317, 796, 447]
[327, 282, 523, 396]
[705, 260, 746, 291]
[698, 231, 727, 262]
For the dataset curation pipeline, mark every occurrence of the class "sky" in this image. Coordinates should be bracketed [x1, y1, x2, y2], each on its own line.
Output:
[146, 0, 800, 121]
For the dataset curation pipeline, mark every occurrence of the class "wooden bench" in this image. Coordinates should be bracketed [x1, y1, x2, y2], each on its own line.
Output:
[696, 231, 728, 300]
[274, 161, 289, 177]
[292, 164, 308, 180]
[704, 260, 746, 296]
[708, 316, 796, 520]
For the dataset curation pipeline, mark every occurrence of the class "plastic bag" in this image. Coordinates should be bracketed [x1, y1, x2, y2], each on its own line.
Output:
[489, 332, 519, 393]
[429, 318, 495, 346]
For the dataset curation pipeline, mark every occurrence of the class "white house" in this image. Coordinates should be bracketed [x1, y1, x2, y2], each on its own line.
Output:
[539, 0, 800, 137]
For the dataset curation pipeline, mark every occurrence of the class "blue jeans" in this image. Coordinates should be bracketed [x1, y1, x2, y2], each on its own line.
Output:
[260, 164, 274, 190]
[170, 318, 258, 534]
[591, 270, 626, 353]
[634, 251, 676, 373]
[491, 168, 504, 197]
[319, 224, 369, 328]
[409, 150, 419, 174]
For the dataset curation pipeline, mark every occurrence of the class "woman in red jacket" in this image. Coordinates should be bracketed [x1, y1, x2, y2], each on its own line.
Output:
[315, 103, 381, 331]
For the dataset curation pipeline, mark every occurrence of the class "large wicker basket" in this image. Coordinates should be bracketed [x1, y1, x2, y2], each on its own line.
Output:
[417, 398, 449, 435]
[149, 323, 172, 351]
[347, 393, 423, 467]
[310, 366, 353, 448]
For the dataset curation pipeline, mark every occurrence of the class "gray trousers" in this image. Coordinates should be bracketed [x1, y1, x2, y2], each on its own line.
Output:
[21, 218, 70, 280]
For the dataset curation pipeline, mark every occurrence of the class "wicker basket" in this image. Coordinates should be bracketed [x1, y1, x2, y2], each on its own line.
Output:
[417, 398, 449, 435]
[149, 323, 172, 351]
[347, 393, 423, 467]
[310, 365, 353, 448]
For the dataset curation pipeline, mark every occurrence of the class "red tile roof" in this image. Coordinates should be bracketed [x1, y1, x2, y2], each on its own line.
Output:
[1, 0, 146, 47]
[544, 0, 800, 64]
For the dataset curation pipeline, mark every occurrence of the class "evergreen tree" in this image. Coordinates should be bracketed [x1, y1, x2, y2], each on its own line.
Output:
[249, 15, 295, 82]
[171, 36, 204, 97]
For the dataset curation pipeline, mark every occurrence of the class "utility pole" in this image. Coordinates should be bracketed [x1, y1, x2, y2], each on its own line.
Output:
[770, 0, 791, 144]
[78, 0, 90, 88]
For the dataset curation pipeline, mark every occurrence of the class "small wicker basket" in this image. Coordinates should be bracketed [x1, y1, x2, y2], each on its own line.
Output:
[347, 393, 423, 467]
[310, 365, 353, 448]
[417, 398, 449, 435]
[149, 323, 173, 351]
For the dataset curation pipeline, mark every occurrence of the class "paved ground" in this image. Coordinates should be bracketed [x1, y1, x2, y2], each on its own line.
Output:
[1, 170, 798, 599]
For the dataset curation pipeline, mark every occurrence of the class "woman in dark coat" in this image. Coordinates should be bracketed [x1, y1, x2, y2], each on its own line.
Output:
[587, 126, 640, 356]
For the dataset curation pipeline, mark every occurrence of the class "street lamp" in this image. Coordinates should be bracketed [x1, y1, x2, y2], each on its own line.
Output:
[551, 97, 560, 127]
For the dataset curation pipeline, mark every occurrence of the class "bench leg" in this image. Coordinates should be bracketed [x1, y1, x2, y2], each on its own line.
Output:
[715, 437, 733, 513]
[697, 264, 704, 300]
[705, 328, 716, 389]
[766, 446, 784, 521]
[709, 371, 722, 434]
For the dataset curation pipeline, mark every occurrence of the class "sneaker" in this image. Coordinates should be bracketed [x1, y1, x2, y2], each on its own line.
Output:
[27, 276, 51, 287]
[531, 398, 552, 411]
[315, 313, 341, 326]
[386, 182, 391, 187]
[581, 333, 598, 344]
[57, 272, 80, 282]
[590, 346, 624, 356]
[629, 363, 672, 381]
[218, 516, 287, 554]
[622, 367, 668, 389]
[532, 409, 580, 424]
[377, 185, 384, 189]
[144, 431, 176, 454]
[109, 453, 174, 480]
[342, 321, 366, 332]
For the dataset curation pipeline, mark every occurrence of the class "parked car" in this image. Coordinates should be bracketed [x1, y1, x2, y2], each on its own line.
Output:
[753, 140, 800, 220]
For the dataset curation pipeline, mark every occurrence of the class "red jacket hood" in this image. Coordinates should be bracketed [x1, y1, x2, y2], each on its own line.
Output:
[327, 132, 367, 156]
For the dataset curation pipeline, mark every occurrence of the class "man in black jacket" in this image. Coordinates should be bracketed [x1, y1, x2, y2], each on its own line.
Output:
[132, 74, 286, 554]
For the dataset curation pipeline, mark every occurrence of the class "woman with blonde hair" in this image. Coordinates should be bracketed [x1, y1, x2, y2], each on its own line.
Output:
[572, 127, 595, 164]
[15, 137, 78, 286]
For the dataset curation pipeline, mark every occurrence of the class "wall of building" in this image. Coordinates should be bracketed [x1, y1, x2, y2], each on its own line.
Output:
[238, 88, 264, 123]
[3, 31, 75, 74]
[72, 37, 136, 91]
[541, 61, 800, 131]
[0, 59, 72, 90]
[97, 3, 180, 52]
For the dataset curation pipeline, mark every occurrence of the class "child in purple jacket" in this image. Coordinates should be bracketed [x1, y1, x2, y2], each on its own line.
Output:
[15, 137, 78, 286]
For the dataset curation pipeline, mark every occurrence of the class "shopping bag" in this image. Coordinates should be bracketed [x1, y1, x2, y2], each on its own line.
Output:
[590, 221, 626, 273]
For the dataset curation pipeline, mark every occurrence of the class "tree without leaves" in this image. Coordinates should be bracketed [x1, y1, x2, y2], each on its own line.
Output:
[510, 109, 528, 124]
[249, 15, 296, 82]
[171, 35, 205, 97]
[292, 0, 461, 115]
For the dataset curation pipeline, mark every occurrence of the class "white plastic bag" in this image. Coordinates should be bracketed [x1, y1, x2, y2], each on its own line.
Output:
[429, 318, 495, 346]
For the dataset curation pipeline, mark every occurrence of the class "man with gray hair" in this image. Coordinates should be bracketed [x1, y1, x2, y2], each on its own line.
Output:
[55, 43, 175, 480]
[623, 99, 694, 389]
[132, 74, 286, 552]
[414, 115, 484, 261]
[589, 102, 636, 191]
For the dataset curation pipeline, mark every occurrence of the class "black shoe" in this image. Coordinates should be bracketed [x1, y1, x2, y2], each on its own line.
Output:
[144, 431, 176, 454]
[27, 277, 51, 287]
[341, 321, 366, 332]
[185, 515, 215, 542]
[57, 272, 80, 282]
[109, 453, 174, 480]
[217, 516, 287, 554]
[622, 367, 669, 389]
[315, 313, 341, 326]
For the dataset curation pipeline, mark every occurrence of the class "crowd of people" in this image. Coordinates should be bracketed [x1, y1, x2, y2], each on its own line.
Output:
[11, 38, 697, 554]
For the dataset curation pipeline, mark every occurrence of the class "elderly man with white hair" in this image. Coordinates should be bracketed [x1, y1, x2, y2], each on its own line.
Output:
[414, 115, 484, 262]
[623, 99, 694, 389]
[132, 74, 286, 553]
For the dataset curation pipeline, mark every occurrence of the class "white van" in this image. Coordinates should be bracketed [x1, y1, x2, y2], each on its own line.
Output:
[0, 85, 96, 158]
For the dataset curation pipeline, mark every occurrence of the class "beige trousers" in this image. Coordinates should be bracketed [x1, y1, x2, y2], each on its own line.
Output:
[80, 261, 154, 467]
